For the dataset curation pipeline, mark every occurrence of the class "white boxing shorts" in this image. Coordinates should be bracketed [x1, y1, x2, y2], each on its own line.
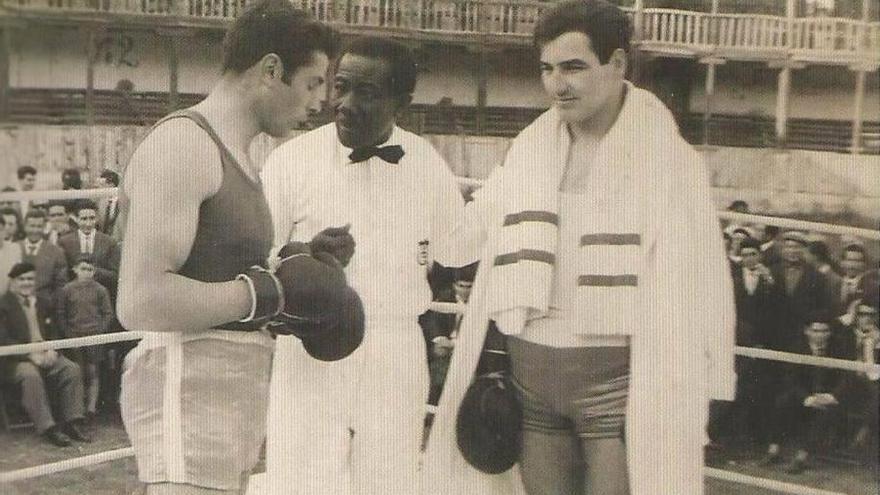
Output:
[121, 331, 274, 490]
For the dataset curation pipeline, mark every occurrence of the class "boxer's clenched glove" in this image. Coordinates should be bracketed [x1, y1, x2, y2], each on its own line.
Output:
[309, 224, 355, 267]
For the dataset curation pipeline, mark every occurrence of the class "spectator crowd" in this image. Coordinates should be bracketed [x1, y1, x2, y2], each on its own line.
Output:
[712, 201, 878, 474]
[0, 165, 124, 447]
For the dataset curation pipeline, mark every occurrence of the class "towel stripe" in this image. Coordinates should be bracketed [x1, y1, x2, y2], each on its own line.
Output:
[503, 211, 559, 227]
[578, 275, 638, 287]
[494, 249, 556, 267]
[580, 233, 641, 246]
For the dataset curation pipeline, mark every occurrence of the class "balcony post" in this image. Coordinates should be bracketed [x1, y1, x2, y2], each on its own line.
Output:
[165, 35, 179, 112]
[699, 57, 724, 146]
[633, 0, 643, 42]
[848, 64, 876, 154]
[85, 27, 97, 128]
[0, 29, 10, 122]
[769, 60, 805, 149]
[476, 46, 489, 135]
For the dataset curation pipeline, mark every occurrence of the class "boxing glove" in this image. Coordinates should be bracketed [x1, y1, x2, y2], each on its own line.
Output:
[309, 224, 355, 267]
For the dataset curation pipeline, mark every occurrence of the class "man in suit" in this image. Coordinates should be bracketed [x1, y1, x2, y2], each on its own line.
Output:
[713, 238, 780, 444]
[0, 262, 89, 446]
[835, 242, 868, 318]
[20, 209, 69, 310]
[95, 170, 121, 236]
[57, 199, 119, 294]
[769, 231, 828, 352]
[762, 320, 845, 474]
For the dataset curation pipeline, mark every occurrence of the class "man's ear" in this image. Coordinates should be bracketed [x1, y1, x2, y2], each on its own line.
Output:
[394, 93, 413, 113]
[260, 53, 285, 82]
[609, 48, 627, 75]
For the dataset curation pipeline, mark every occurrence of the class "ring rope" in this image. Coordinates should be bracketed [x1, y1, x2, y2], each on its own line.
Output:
[0, 188, 116, 202]
[719, 211, 880, 241]
[0, 332, 144, 357]
[0, 313, 876, 375]
[0, 447, 134, 483]
[736, 345, 880, 375]
[703, 467, 848, 495]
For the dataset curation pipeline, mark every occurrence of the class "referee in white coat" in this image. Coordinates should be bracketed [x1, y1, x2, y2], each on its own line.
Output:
[261, 36, 477, 495]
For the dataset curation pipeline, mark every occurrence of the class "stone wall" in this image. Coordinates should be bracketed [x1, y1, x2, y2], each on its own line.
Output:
[2, 125, 878, 225]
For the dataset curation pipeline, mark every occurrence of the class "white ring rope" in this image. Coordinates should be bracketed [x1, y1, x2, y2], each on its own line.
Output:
[703, 467, 848, 495]
[0, 332, 144, 357]
[0, 188, 116, 202]
[719, 211, 880, 241]
[736, 345, 880, 375]
[0, 448, 134, 484]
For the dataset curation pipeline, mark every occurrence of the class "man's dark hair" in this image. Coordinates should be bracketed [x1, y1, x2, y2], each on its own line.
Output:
[808, 240, 832, 264]
[340, 36, 418, 96]
[75, 199, 98, 215]
[533, 0, 632, 64]
[100, 169, 121, 187]
[222, 0, 337, 84]
[843, 243, 867, 259]
[62, 168, 82, 190]
[740, 237, 762, 252]
[24, 209, 47, 222]
[17, 166, 37, 180]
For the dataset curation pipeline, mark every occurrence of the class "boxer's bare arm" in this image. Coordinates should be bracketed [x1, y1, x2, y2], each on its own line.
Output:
[117, 120, 251, 333]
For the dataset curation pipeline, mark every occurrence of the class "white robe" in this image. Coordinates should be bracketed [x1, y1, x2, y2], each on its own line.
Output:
[424, 84, 736, 495]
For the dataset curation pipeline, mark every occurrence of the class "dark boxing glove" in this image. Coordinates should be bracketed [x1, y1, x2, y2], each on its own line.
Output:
[269, 242, 365, 361]
[309, 224, 355, 267]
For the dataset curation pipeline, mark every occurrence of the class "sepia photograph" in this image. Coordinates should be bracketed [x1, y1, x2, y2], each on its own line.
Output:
[0, 0, 877, 493]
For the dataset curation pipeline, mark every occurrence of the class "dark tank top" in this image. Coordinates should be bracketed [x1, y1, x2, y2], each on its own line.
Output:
[116, 109, 274, 283]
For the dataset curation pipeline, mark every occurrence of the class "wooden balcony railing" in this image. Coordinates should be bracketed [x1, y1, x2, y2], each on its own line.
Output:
[1, 0, 878, 63]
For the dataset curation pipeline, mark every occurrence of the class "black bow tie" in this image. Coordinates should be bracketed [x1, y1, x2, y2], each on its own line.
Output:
[348, 145, 405, 164]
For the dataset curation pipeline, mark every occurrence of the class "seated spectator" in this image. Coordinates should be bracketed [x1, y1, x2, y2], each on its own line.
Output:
[835, 289, 879, 467]
[0, 216, 22, 295]
[56, 255, 113, 420]
[422, 263, 478, 405]
[20, 209, 69, 311]
[15, 165, 47, 216]
[421, 262, 506, 405]
[762, 319, 845, 474]
[44, 201, 72, 246]
[0, 262, 89, 446]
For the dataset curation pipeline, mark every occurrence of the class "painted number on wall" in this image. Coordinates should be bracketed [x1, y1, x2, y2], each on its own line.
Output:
[95, 35, 139, 68]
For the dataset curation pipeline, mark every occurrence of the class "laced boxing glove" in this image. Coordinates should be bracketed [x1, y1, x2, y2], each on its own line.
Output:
[309, 224, 356, 267]
[229, 242, 364, 361]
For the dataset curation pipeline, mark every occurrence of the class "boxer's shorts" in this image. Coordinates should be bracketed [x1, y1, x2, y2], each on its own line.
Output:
[121, 334, 274, 490]
[508, 337, 630, 440]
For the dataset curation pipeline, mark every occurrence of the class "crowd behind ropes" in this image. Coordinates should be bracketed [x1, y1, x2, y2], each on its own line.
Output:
[1, 166, 878, 476]
[0, 165, 124, 447]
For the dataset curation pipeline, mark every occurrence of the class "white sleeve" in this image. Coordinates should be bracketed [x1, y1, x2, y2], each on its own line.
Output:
[428, 150, 480, 268]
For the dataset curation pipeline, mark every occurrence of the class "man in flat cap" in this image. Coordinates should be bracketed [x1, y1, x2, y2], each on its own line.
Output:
[769, 230, 829, 352]
[0, 262, 89, 447]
